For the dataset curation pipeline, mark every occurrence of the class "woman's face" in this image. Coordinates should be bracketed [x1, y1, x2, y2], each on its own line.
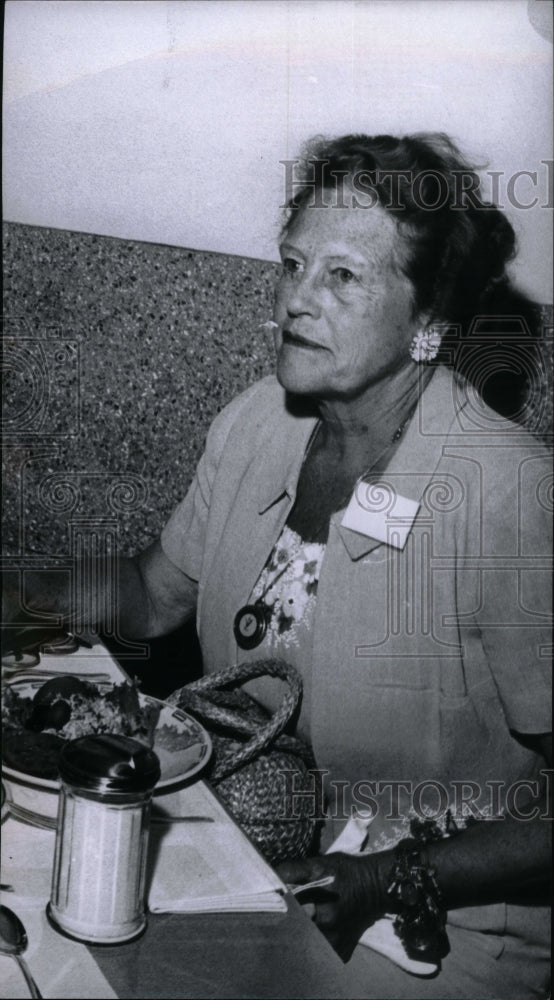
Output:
[273, 202, 420, 400]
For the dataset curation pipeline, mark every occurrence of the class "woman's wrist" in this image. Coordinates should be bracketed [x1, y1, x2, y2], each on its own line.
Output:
[357, 839, 449, 962]
[356, 849, 395, 918]
[386, 838, 449, 960]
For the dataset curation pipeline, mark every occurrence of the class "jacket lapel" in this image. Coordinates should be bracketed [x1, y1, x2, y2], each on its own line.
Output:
[335, 368, 468, 560]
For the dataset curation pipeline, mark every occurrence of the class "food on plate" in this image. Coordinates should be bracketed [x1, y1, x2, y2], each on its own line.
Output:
[154, 722, 196, 752]
[27, 676, 93, 731]
[2, 678, 161, 780]
[3, 730, 66, 780]
[32, 675, 92, 705]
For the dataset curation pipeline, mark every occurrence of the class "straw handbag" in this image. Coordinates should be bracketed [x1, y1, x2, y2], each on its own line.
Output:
[167, 660, 322, 864]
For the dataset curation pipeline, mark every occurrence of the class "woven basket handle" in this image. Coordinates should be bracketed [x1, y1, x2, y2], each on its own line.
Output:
[168, 659, 303, 782]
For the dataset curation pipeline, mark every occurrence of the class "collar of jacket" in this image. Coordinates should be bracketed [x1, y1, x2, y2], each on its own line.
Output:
[256, 367, 469, 559]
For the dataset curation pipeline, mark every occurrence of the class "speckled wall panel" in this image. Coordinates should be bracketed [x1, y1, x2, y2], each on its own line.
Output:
[3, 222, 279, 560]
[3, 222, 553, 571]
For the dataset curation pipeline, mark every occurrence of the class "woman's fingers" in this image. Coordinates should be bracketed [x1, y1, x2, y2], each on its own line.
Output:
[276, 859, 338, 899]
[315, 906, 369, 963]
[275, 858, 315, 885]
[287, 876, 336, 896]
[278, 854, 385, 964]
[313, 899, 338, 930]
[314, 906, 357, 963]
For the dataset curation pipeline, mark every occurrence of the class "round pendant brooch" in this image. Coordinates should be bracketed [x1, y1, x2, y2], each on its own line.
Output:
[233, 603, 268, 650]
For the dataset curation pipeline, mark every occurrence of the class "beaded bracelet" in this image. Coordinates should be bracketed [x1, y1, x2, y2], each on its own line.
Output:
[386, 836, 450, 963]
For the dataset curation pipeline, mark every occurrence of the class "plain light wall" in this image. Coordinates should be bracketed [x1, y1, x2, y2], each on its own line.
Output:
[3, 0, 553, 300]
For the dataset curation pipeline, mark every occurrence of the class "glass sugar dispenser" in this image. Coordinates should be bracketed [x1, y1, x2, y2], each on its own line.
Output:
[47, 734, 161, 944]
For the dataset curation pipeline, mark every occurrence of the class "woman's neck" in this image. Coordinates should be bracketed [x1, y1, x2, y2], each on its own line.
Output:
[316, 363, 433, 463]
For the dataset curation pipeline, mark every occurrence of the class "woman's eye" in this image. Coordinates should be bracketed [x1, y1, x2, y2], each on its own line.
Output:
[332, 267, 356, 284]
[282, 258, 303, 277]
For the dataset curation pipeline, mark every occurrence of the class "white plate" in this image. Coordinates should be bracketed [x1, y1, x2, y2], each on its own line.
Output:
[2, 677, 212, 827]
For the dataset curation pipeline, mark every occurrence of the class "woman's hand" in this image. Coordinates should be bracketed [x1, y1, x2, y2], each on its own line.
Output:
[276, 852, 389, 962]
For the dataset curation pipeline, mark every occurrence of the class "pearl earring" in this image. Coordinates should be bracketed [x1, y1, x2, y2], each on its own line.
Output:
[410, 327, 442, 363]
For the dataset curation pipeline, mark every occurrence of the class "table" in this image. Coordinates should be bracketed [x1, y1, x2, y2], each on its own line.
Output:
[1, 643, 372, 1000]
[1, 808, 368, 999]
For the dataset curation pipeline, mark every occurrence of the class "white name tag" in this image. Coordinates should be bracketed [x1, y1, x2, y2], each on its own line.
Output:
[341, 481, 420, 550]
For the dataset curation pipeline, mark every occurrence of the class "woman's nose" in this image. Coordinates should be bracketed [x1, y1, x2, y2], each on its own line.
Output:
[281, 272, 321, 318]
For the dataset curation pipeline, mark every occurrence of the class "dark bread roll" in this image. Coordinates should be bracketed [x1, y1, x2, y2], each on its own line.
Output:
[3, 730, 65, 780]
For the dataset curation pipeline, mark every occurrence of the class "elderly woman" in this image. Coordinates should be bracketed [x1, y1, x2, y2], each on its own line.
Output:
[5, 133, 551, 999]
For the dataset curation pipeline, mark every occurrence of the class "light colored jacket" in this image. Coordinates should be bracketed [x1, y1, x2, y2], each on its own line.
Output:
[162, 365, 551, 945]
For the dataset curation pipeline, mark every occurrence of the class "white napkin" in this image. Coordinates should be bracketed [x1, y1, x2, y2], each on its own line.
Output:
[327, 813, 438, 976]
[147, 784, 287, 914]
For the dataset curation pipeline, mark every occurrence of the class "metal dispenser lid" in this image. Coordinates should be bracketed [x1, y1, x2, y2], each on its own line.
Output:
[58, 734, 161, 794]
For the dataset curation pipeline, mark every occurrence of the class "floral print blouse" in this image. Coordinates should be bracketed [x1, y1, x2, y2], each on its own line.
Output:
[250, 525, 325, 650]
